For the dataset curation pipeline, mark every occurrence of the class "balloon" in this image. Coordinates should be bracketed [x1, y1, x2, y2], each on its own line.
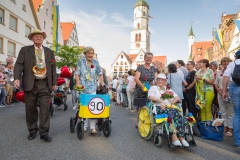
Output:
[16, 91, 25, 103]
[60, 66, 71, 78]
[57, 77, 65, 86]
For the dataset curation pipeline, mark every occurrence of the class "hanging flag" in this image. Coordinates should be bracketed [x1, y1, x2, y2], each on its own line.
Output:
[53, 5, 59, 51]
[234, 20, 240, 31]
[214, 29, 224, 48]
[205, 48, 209, 60]
[218, 29, 224, 48]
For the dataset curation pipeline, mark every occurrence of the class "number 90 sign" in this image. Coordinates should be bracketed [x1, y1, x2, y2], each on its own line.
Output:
[88, 97, 105, 115]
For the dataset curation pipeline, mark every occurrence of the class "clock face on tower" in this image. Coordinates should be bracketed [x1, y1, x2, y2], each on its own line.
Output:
[136, 43, 140, 48]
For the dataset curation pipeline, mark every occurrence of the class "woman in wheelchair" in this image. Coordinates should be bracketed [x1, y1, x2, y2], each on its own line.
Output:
[148, 73, 189, 147]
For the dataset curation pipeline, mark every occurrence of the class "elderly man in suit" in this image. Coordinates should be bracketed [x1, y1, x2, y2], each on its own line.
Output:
[14, 29, 57, 142]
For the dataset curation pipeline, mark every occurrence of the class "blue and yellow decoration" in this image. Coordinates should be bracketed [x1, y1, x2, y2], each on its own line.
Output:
[79, 94, 110, 118]
[53, 5, 59, 51]
[155, 113, 168, 123]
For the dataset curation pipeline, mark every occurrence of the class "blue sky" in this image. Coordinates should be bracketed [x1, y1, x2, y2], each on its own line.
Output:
[58, 0, 240, 74]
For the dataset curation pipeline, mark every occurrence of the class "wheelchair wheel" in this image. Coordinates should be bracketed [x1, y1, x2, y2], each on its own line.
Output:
[70, 117, 75, 133]
[64, 104, 68, 111]
[138, 106, 155, 140]
[77, 121, 84, 140]
[103, 120, 111, 137]
[154, 134, 162, 147]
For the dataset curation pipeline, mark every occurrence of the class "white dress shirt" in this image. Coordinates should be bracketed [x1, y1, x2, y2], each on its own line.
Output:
[223, 59, 240, 81]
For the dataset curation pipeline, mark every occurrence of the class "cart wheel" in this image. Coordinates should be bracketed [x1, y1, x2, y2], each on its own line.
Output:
[97, 119, 103, 131]
[70, 117, 75, 133]
[103, 120, 111, 137]
[77, 121, 84, 140]
[138, 106, 155, 140]
[154, 134, 162, 147]
[64, 104, 68, 111]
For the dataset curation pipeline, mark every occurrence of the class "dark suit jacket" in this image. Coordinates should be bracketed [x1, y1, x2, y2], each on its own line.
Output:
[14, 45, 57, 92]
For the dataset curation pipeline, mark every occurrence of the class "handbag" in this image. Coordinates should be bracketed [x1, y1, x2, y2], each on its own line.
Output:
[122, 84, 126, 94]
[199, 121, 224, 141]
[137, 89, 147, 98]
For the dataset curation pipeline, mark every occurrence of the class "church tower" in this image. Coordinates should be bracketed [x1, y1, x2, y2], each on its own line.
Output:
[188, 25, 195, 56]
[130, 0, 151, 54]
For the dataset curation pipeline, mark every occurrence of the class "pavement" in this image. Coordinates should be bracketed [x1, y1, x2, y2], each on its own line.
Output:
[0, 95, 240, 160]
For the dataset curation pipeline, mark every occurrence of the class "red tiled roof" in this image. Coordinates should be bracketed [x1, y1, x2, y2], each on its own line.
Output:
[60, 22, 75, 43]
[129, 54, 137, 61]
[152, 56, 167, 69]
[192, 41, 212, 62]
[32, 0, 43, 13]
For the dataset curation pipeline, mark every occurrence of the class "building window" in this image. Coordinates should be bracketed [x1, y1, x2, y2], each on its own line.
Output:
[44, 21, 46, 28]
[9, 15, 17, 31]
[198, 48, 201, 51]
[125, 66, 128, 71]
[121, 55, 123, 59]
[22, 4, 26, 11]
[46, 9, 48, 15]
[0, 37, 3, 53]
[140, 55, 143, 59]
[51, 27, 53, 34]
[120, 61, 123, 65]
[135, 34, 138, 42]
[124, 62, 127, 65]
[116, 62, 118, 65]
[119, 66, 123, 71]
[139, 33, 141, 41]
[51, 14, 53, 20]
[137, 23, 140, 29]
[0, 8, 4, 24]
[10, 0, 16, 3]
[52, 0, 54, 6]
[8, 41, 16, 57]
[25, 25, 31, 37]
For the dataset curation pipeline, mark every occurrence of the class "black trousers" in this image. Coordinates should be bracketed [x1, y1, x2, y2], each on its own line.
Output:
[186, 89, 198, 119]
[24, 78, 51, 136]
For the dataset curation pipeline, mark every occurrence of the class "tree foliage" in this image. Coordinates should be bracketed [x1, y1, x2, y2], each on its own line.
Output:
[47, 42, 83, 68]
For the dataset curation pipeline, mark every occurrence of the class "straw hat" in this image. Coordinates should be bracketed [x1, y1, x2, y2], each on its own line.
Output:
[28, 29, 47, 40]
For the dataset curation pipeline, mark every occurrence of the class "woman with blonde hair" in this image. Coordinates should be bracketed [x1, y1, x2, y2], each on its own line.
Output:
[214, 57, 233, 137]
[75, 46, 105, 134]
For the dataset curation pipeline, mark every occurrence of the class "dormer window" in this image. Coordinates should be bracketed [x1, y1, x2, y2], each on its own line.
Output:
[121, 55, 123, 59]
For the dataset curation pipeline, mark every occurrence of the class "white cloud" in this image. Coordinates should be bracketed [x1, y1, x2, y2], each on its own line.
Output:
[60, 10, 131, 75]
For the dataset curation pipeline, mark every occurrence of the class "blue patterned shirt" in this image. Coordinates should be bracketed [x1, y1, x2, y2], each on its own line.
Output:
[75, 56, 102, 94]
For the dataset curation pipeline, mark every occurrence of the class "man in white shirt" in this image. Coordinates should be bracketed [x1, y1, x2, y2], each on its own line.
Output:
[111, 76, 118, 92]
[222, 50, 240, 148]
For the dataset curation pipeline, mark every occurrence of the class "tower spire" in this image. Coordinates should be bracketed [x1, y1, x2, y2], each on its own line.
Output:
[188, 23, 194, 37]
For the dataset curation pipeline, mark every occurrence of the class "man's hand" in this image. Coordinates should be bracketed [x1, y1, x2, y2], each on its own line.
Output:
[52, 85, 57, 91]
[14, 79, 20, 89]
[222, 91, 227, 100]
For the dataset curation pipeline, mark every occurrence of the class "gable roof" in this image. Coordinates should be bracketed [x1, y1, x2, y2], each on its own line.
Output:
[32, 0, 43, 14]
[152, 56, 167, 69]
[111, 51, 129, 66]
[29, 0, 41, 29]
[60, 22, 75, 41]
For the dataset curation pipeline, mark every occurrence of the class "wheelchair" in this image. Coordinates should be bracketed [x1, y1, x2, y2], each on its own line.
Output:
[138, 101, 197, 148]
[69, 90, 111, 140]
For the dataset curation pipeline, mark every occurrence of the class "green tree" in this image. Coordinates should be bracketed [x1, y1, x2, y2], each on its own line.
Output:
[47, 42, 83, 68]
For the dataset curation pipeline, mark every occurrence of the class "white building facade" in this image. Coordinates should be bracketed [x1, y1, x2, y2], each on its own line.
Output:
[33, 0, 63, 47]
[111, 52, 131, 77]
[130, 0, 150, 54]
[0, 0, 40, 63]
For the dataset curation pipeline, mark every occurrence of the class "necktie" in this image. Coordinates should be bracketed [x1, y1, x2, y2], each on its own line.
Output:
[36, 48, 42, 63]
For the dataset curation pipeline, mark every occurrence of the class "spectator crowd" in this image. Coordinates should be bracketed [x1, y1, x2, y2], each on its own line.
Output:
[108, 51, 240, 148]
